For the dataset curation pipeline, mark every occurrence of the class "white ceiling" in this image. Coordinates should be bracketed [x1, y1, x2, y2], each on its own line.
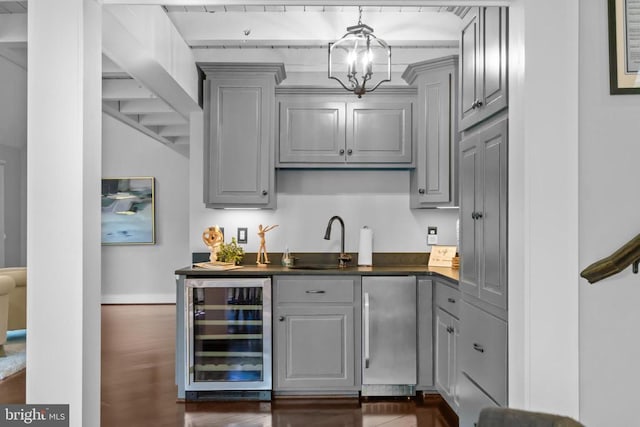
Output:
[0, 2, 464, 156]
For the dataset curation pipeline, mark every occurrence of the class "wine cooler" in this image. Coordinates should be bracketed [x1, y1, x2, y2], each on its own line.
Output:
[183, 277, 271, 399]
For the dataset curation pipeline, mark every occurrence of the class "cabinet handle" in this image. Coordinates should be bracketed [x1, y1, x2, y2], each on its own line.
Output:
[447, 297, 456, 304]
[305, 290, 326, 294]
[262, 190, 268, 196]
[446, 326, 454, 334]
[418, 188, 426, 194]
[347, 149, 353, 155]
[339, 149, 345, 155]
[473, 343, 485, 353]
[278, 316, 285, 322]
[472, 211, 484, 220]
[364, 292, 371, 369]
[475, 100, 483, 108]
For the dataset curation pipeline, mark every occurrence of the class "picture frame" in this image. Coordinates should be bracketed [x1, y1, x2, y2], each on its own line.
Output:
[101, 177, 156, 245]
[608, 0, 640, 94]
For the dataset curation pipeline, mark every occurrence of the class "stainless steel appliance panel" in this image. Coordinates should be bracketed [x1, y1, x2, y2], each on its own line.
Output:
[362, 276, 417, 386]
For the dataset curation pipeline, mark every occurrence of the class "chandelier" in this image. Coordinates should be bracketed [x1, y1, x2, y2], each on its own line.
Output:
[328, 7, 391, 98]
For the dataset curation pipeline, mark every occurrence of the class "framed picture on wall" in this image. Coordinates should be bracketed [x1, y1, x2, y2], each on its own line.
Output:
[101, 177, 156, 245]
[608, 0, 640, 94]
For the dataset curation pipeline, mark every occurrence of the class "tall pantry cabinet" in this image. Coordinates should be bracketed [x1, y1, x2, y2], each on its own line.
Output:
[457, 7, 508, 427]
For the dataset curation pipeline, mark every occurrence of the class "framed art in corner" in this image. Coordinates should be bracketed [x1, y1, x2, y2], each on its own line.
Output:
[608, 0, 640, 94]
[101, 177, 156, 245]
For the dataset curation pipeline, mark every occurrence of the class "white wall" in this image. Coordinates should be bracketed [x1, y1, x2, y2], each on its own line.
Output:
[579, 1, 640, 425]
[101, 114, 190, 303]
[0, 56, 27, 267]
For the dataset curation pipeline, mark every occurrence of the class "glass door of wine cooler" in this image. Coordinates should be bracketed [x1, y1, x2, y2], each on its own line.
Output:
[184, 278, 271, 391]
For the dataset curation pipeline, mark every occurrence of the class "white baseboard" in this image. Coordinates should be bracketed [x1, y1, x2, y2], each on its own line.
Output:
[101, 293, 175, 304]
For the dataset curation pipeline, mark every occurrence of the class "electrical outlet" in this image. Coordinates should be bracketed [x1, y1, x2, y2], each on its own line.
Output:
[427, 226, 438, 245]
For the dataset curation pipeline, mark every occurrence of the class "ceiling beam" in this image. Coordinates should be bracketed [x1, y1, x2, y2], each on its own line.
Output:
[102, 5, 201, 120]
[102, 78, 158, 100]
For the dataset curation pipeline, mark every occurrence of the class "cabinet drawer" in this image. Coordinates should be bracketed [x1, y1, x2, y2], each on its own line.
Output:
[459, 300, 507, 405]
[435, 282, 460, 318]
[276, 277, 355, 303]
[458, 372, 500, 427]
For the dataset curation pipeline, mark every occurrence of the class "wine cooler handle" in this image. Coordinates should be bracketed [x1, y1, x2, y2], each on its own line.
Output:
[364, 292, 370, 369]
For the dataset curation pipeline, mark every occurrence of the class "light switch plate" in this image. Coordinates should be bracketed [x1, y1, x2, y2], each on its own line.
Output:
[237, 227, 248, 244]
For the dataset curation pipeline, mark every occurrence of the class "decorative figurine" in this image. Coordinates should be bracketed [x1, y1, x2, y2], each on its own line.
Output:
[202, 225, 224, 262]
[256, 224, 278, 266]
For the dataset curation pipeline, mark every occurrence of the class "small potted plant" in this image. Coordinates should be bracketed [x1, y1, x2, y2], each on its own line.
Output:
[217, 237, 245, 265]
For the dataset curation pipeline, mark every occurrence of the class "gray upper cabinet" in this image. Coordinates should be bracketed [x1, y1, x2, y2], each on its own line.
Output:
[200, 63, 286, 209]
[459, 115, 508, 316]
[403, 56, 459, 208]
[277, 88, 415, 168]
[460, 7, 508, 131]
[278, 100, 346, 164]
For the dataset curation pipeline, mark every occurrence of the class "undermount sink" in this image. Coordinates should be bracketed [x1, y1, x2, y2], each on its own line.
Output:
[287, 264, 344, 270]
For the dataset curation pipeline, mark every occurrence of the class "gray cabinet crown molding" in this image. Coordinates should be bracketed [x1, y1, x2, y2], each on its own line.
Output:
[401, 55, 459, 86]
[198, 62, 287, 85]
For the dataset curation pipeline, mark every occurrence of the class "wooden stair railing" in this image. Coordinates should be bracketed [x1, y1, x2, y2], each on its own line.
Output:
[581, 233, 640, 284]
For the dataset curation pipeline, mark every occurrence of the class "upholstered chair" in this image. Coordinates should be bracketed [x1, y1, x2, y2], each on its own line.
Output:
[3, 268, 26, 331]
[0, 275, 16, 357]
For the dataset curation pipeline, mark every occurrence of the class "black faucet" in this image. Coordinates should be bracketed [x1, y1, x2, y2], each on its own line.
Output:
[324, 215, 352, 267]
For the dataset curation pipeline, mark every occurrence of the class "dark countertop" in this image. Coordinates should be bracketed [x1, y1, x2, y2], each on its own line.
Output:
[175, 263, 459, 284]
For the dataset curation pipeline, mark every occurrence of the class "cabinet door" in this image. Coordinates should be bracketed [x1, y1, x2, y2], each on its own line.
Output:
[346, 101, 412, 164]
[410, 61, 459, 207]
[478, 118, 508, 310]
[460, 7, 480, 130]
[459, 132, 480, 297]
[275, 306, 355, 389]
[279, 101, 346, 164]
[435, 308, 452, 396]
[435, 308, 460, 411]
[204, 77, 274, 207]
[460, 7, 508, 131]
[460, 117, 508, 311]
[479, 7, 508, 121]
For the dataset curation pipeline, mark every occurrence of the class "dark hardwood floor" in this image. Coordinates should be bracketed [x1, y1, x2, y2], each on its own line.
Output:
[0, 304, 456, 427]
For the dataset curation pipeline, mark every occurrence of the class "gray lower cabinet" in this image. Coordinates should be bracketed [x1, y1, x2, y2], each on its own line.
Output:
[276, 89, 415, 168]
[200, 63, 286, 208]
[273, 275, 361, 392]
[458, 299, 507, 426]
[459, 115, 508, 315]
[403, 56, 460, 208]
[433, 280, 461, 412]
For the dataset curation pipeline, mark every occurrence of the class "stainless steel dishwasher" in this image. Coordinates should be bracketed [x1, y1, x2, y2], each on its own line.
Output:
[362, 276, 417, 396]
